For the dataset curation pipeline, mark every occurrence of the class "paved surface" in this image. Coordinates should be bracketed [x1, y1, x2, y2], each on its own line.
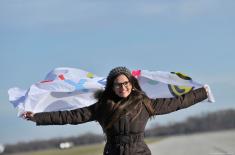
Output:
[149, 130, 235, 155]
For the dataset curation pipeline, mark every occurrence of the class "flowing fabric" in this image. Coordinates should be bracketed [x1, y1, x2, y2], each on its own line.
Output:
[8, 67, 215, 116]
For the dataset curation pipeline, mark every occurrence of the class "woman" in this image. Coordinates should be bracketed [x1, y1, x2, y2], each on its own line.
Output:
[23, 66, 209, 155]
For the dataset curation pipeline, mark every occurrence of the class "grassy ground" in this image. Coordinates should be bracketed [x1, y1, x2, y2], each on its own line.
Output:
[12, 143, 104, 155]
[10, 137, 163, 155]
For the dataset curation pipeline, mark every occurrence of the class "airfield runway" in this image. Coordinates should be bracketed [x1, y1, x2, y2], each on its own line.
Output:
[149, 130, 235, 155]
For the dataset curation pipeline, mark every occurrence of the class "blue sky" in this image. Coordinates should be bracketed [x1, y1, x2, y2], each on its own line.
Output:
[1, 0, 235, 144]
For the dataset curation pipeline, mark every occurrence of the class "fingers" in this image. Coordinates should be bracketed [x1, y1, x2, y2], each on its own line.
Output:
[22, 111, 35, 121]
[203, 85, 209, 98]
[203, 84, 215, 103]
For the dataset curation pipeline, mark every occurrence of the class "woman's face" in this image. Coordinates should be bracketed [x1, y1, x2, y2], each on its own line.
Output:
[113, 74, 132, 98]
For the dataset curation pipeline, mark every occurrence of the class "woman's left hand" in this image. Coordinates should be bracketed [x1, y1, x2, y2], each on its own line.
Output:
[203, 84, 215, 103]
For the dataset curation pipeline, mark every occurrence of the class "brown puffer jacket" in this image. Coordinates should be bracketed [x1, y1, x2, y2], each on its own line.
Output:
[34, 87, 207, 155]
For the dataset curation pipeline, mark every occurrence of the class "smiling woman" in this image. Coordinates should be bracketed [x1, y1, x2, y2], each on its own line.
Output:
[113, 76, 132, 98]
[22, 66, 210, 155]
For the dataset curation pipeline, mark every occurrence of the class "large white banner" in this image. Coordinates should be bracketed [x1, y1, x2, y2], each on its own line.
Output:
[8, 67, 214, 116]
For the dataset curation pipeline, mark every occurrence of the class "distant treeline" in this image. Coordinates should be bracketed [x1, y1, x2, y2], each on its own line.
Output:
[3, 109, 235, 154]
[145, 109, 235, 137]
[3, 133, 104, 154]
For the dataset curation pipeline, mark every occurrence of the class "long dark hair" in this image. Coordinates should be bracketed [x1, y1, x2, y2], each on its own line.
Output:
[95, 72, 155, 130]
[103, 72, 142, 100]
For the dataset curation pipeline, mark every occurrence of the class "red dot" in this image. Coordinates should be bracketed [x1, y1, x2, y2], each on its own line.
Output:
[58, 74, 65, 80]
[132, 70, 141, 78]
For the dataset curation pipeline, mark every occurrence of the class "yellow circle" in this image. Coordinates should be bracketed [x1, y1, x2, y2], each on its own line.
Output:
[87, 72, 94, 78]
[169, 85, 193, 96]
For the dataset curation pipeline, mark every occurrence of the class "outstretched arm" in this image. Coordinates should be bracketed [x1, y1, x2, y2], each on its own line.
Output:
[23, 103, 97, 125]
[150, 87, 208, 115]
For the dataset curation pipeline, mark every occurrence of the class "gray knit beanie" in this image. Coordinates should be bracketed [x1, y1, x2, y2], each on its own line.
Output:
[107, 66, 132, 83]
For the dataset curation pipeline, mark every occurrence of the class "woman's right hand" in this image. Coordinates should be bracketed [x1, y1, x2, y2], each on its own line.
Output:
[22, 111, 36, 122]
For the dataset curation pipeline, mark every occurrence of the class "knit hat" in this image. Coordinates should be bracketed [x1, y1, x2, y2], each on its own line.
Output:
[107, 66, 132, 83]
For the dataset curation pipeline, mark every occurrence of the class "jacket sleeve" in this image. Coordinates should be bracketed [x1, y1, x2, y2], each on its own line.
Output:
[150, 87, 207, 115]
[34, 103, 97, 125]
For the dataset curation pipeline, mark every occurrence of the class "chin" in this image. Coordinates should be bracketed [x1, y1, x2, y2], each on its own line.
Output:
[119, 93, 129, 98]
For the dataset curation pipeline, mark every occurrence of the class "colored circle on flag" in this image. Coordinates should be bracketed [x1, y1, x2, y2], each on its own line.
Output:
[87, 73, 94, 78]
[171, 72, 192, 80]
[168, 85, 193, 97]
[147, 79, 159, 85]
[168, 72, 193, 96]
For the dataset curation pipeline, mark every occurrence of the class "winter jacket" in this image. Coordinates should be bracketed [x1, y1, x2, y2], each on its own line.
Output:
[34, 87, 207, 155]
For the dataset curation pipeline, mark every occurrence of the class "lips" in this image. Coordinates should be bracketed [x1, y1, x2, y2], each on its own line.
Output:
[119, 91, 126, 94]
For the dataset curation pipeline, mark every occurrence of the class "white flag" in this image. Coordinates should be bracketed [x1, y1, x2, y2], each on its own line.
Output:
[8, 67, 215, 116]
